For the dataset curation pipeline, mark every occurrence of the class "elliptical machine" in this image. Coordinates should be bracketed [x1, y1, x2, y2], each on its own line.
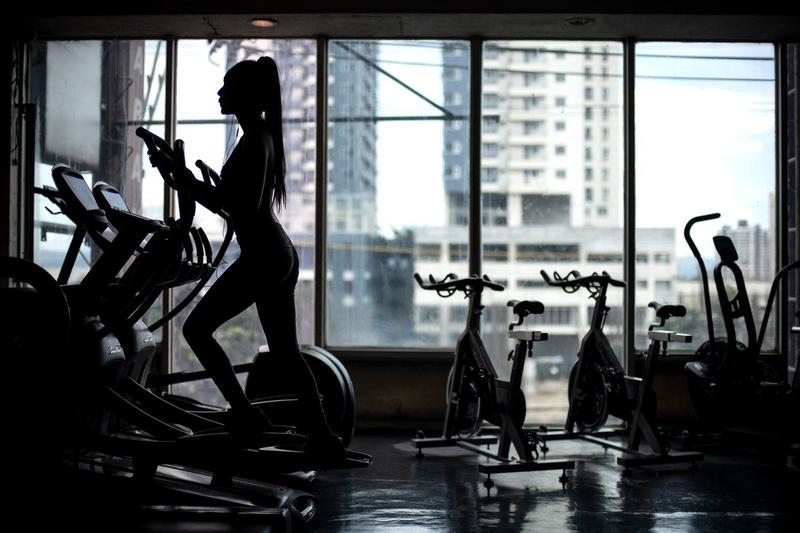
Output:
[134, 127, 360, 448]
[683, 213, 799, 430]
[34, 136, 370, 475]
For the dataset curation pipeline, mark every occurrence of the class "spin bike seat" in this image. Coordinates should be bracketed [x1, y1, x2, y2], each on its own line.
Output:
[649, 301, 686, 321]
[507, 299, 544, 318]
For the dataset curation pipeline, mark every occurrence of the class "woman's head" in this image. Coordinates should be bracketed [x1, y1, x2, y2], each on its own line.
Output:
[218, 56, 287, 210]
[218, 56, 280, 116]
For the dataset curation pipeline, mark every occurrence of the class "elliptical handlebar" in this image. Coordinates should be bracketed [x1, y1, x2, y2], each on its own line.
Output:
[684, 213, 721, 239]
[136, 126, 174, 157]
[196, 159, 221, 187]
[134, 133, 235, 333]
[136, 127, 183, 191]
[755, 259, 800, 352]
[413, 272, 505, 297]
[683, 212, 720, 347]
[540, 269, 625, 293]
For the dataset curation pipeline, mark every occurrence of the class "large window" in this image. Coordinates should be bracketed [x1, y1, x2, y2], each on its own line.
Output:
[634, 43, 776, 350]
[22, 37, 784, 418]
[325, 40, 470, 347]
[170, 40, 317, 403]
[479, 41, 624, 424]
[30, 39, 166, 323]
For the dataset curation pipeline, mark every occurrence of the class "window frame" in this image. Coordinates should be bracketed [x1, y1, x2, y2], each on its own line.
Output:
[17, 36, 790, 368]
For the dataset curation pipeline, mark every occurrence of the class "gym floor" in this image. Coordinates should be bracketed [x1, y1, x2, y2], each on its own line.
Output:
[35, 430, 798, 532]
[309, 431, 798, 532]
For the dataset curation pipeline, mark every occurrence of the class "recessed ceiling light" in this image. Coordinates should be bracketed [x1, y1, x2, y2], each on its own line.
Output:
[249, 17, 278, 28]
[565, 17, 595, 26]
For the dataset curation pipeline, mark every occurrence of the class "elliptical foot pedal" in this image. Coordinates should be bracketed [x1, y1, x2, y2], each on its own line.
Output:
[260, 446, 373, 472]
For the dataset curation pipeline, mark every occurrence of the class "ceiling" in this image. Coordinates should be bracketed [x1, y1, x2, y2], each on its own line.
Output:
[11, 3, 800, 41]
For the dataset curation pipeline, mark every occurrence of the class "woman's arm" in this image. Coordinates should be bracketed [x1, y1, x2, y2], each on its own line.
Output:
[170, 140, 224, 214]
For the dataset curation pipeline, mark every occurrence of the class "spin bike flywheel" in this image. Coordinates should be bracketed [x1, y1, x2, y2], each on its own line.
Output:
[567, 360, 609, 432]
[446, 365, 483, 438]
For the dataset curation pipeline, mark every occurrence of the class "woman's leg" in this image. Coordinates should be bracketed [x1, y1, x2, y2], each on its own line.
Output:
[255, 248, 344, 452]
[182, 258, 258, 413]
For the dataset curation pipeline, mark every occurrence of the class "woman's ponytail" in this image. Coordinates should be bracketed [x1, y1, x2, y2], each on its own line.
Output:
[257, 56, 287, 211]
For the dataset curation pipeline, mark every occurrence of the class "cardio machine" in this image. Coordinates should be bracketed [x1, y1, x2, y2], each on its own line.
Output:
[411, 273, 575, 490]
[538, 270, 703, 472]
[683, 213, 800, 430]
[133, 127, 359, 446]
[36, 148, 370, 479]
[0, 255, 318, 531]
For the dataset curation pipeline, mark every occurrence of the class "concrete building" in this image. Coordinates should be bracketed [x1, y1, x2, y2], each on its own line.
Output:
[719, 219, 774, 281]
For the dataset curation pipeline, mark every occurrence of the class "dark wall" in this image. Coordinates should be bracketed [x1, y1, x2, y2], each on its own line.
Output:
[2, 41, 11, 258]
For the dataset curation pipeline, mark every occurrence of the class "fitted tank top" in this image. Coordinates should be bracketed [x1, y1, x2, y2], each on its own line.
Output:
[219, 129, 292, 254]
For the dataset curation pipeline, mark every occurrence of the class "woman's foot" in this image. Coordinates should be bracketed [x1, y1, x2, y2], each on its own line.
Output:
[301, 430, 347, 463]
[226, 404, 288, 443]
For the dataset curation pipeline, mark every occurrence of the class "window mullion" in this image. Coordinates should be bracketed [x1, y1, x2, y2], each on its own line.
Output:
[469, 38, 483, 277]
[623, 38, 636, 369]
[162, 37, 177, 374]
[315, 37, 329, 346]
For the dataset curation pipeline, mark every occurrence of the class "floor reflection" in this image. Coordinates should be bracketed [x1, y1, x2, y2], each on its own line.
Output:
[311, 433, 798, 532]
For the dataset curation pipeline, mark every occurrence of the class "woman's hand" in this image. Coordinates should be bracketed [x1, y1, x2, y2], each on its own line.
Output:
[148, 150, 173, 172]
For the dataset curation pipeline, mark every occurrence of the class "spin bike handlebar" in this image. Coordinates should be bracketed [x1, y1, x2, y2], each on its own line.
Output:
[540, 270, 625, 291]
[413, 272, 505, 295]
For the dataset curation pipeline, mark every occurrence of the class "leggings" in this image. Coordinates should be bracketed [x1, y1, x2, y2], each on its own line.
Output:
[183, 245, 306, 412]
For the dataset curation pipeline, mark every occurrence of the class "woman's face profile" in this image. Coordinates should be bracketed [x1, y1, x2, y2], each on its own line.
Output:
[217, 64, 251, 115]
[217, 76, 237, 115]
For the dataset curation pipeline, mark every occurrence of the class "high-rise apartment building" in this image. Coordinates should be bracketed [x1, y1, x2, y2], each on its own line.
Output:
[443, 42, 623, 230]
[417, 41, 667, 360]
[719, 219, 773, 281]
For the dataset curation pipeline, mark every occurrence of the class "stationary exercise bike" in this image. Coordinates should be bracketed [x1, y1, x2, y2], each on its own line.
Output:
[538, 270, 703, 471]
[411, 273, 574, 491]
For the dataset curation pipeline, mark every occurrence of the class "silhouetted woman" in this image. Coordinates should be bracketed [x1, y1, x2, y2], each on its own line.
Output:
[170, 56, 343, 456]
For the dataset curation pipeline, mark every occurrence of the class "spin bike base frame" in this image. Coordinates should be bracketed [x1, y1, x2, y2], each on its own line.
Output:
[412, 276, 574, 478]
[534, 331, 704, 470]
[538, 270, 703, 471]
